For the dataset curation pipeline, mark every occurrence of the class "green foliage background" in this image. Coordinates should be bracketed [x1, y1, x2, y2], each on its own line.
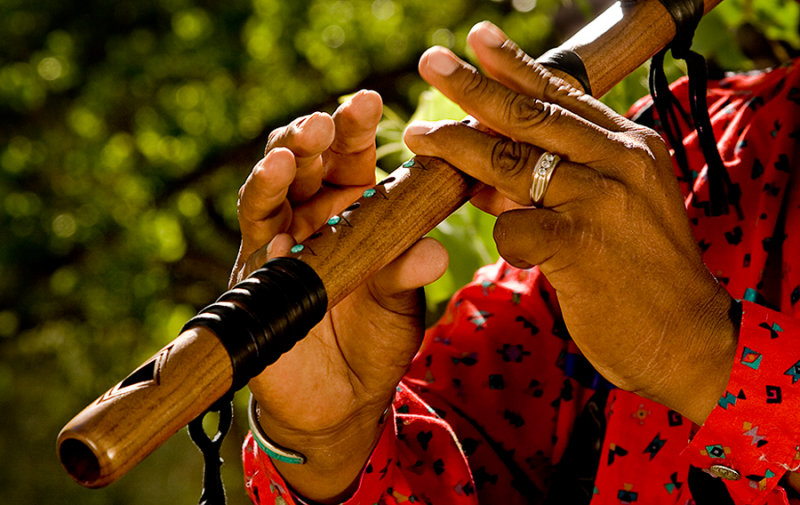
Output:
[0, 0, 796, 503]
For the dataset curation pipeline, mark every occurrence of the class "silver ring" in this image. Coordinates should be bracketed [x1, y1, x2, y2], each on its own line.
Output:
[529, 152, 560, 207]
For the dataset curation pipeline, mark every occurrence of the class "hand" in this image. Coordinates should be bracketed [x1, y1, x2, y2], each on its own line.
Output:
[233, 90, 448, 502]
[403, 22, 738, 425]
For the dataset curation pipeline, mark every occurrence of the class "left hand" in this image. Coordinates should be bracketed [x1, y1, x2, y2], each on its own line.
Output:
[232, 91, 448, 502]
[403, 22, 738, 424]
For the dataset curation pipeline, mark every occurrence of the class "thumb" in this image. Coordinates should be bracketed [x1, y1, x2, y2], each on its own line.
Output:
[493, 208, 571, 269]
[368, 237, 449, 313]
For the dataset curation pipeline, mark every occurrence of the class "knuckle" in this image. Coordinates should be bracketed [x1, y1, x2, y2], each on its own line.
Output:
[611, 130, 662, 183]
[508, 94, 553, 129]
[629, 127, 664, 153]
[518, 59, 553, 95]
[461, 68, 491, 98]
[490, 138, 535, 179]
[539, 68, 582, 103]
[641, 129, 671, 160]
[266, 127, 287, 154]
[539, 76, 565, 103]
[508, 45, 539, 80]
[266, 130, 279, 152]
[506, 40, 529, 63]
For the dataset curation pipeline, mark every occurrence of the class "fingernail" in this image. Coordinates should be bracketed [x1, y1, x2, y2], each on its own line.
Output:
[472, 21, 505, 48]
[405, 121, 435, 136]
[426, 47, 459, 76]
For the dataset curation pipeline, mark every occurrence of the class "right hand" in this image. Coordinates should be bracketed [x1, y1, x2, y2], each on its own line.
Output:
[232, 90, 448, 503]
[403, 25, 737, 425]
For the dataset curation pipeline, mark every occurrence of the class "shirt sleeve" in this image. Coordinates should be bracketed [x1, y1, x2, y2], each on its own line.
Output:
[242, 382, 478, 505]
[683, 300, 800, 504]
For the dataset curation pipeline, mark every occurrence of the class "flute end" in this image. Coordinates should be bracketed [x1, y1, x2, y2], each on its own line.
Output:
[58, 437, 102, 487]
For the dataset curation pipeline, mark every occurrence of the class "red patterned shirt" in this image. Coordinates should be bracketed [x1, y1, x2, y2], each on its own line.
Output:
[243, 60, 800, 505]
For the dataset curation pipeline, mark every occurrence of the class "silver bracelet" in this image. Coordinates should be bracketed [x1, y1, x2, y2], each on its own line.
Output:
[248, 394, 307, 465]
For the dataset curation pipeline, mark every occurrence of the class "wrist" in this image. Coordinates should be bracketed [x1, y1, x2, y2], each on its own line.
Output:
[252, 394, 392, 504]
[650, 283, 740, 425]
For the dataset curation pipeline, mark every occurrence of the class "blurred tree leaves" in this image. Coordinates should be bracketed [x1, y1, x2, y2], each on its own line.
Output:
[0, 0, 797, 503]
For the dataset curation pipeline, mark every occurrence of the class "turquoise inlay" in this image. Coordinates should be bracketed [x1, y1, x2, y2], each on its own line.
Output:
[743, 288, 758, 302]
[772, 323, 783, 332]
[363, 188, 376, 198]
[327, 216, 341, 226]
[290, 244, 304, 254]
[665, 483, 675, 494]
[765, 469, 776, 479]
[402, 159, 415, 168]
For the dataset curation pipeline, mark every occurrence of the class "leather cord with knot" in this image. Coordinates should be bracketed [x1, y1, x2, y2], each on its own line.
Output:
[646, 0, 742, 218]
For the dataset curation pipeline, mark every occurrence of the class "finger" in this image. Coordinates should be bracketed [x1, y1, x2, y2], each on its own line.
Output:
[288, 184, 368, 241]
[250, 233, 297, 271]
[265, 233, 296, 259]
[267, 112, 335, 203]
[417, 46, 627, 169]
[493, 207, 572, 270]
[467, 21, 630, 133]
[462, 115, 499, 136]
[404, 120, 602, 208]
[237, 148, 296, 257]
[470, 186, 524, 216]
[232, 232, 298, 285]
[324, 90, 382, 186]
[368, 237, 449, 314]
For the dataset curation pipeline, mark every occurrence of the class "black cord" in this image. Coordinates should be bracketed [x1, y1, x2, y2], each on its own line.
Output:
[650, 49, 694, 185]
[647, 0, 742, 217]
[181, 257, 327, 505]
[188, 396, 234, 505]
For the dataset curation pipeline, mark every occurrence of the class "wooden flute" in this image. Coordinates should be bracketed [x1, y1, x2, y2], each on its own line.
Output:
[57, 0, 722, 489]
